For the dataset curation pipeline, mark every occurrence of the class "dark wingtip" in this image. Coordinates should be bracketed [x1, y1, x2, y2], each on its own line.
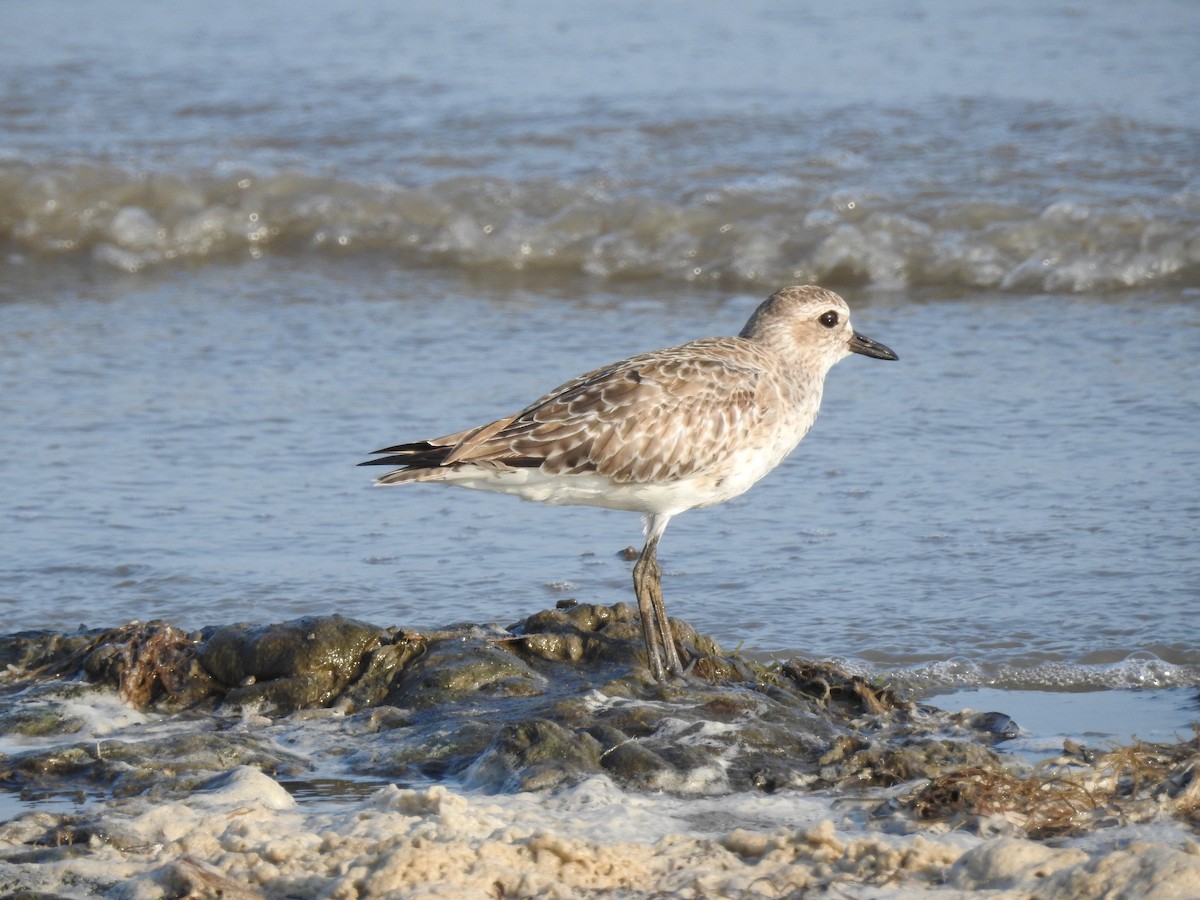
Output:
[358, 453, 414, 467]
[358, 441, 450, 470]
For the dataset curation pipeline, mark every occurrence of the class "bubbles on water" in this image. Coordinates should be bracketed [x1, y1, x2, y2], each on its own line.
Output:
[893, 648, 1195, 695]
[109, 206, 165, 249]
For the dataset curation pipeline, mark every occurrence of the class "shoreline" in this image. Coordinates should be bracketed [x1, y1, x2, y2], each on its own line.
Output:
[0, 605, 1197, 896]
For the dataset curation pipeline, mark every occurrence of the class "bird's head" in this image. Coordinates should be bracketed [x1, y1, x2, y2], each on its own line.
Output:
[740, 284, 898, 372]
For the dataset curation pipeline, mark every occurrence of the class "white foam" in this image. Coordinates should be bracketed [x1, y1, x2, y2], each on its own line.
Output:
[7, 770, 1198, 898]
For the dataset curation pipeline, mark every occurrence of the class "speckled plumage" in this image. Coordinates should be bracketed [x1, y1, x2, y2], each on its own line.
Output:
[362, 285, 897, 680]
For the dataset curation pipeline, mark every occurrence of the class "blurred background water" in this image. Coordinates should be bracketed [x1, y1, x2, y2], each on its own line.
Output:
[2, 0, 1198, 693]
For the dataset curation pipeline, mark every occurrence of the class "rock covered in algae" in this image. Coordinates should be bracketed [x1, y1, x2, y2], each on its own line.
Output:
[200, 614, 385, 710]
[0, 730, 308, 803]
[382, 623, 545, 709]
[0, 602, 1012, 800]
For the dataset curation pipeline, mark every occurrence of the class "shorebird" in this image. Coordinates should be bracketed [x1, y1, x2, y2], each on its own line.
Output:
[361, 285, 897, 681]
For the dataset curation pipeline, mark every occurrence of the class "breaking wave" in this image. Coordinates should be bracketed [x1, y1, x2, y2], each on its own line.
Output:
[3, 160, 1198, 293]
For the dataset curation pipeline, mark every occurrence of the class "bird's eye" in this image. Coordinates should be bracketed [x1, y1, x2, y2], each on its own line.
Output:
[819, 311, 840, 328]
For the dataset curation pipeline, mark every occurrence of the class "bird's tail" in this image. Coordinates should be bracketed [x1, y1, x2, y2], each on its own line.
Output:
[358, 441, 456, 484]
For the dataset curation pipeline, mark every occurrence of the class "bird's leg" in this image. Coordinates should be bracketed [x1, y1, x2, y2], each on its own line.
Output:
[647, 565, 685, 677]
[632, 534, 685, 679]
[633, 536, 666, 681]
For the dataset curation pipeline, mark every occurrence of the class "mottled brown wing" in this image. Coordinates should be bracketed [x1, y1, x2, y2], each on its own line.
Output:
[442, 338, 782, 484]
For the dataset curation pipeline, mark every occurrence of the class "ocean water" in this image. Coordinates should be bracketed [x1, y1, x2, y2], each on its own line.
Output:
[1, 1, 1199, 894]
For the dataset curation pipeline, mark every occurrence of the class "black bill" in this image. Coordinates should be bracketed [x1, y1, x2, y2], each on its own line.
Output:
[848, 331, 898, 361]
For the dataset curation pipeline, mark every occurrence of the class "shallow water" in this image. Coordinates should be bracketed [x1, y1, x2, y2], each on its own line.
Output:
[2, 264, 1197, 693]
[1, 2, 1199, 895]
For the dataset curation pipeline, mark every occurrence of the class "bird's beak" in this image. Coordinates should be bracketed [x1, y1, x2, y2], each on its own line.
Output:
[848, 331, 898, 361]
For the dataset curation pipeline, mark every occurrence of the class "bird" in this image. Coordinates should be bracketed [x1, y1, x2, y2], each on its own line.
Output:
[360, 285, 897, 681]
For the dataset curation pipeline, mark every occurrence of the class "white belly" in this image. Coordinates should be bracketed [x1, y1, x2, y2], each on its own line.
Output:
[436, 421, 806, 517]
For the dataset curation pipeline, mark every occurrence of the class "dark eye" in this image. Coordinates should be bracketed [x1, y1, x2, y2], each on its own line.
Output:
[819, 311, 840, 328]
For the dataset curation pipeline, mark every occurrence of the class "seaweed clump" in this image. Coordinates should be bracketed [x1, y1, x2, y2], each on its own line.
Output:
[896, 732, 1200, 837]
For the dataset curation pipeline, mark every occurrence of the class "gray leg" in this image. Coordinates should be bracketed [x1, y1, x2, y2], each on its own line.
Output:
[632, 535, 685, 679]
[648, 570, 685, 676]
[633, 536, 667, 681]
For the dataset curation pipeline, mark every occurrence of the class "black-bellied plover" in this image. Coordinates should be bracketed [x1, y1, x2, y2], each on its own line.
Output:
[361, 285, 897, 681]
